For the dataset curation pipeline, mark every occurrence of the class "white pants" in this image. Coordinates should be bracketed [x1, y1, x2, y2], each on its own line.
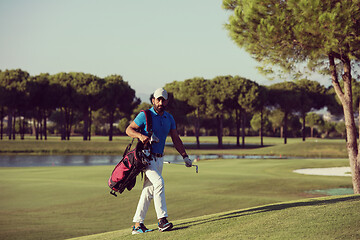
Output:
[133, 156, 168, 223]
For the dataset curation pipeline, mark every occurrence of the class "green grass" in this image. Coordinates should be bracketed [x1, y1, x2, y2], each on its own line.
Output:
[69, 195, 360, 240]
[0, 136, 353, 239]
[0, 136, 131, 155]
[0, 158, 353, 240]
[178, 136, 348, 158]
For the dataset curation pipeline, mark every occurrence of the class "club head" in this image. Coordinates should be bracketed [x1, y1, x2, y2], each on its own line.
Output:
[142, 149, 151, 157]
[194, 165, 198, 173]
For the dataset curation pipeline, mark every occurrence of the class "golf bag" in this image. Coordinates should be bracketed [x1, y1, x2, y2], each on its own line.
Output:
[108, 110, 153, 197]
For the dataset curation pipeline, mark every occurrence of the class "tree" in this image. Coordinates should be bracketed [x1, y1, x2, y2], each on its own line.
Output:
[328, 79, 360, 130]
[166, 78, 207, 148]
[268, 109, 284, 137]
[296, 79, 327, 141]
[255, 86, 269, 146]
[0, 69, 29, 140]
[335, 121, 346, 139]
[0, 76, 4, 140]
[326, 86, 344, 118]
[51, 72, 76, 140]
[27, 73, 56, 140]
[250, 111, 272, 139]
[268, 82, 301, 144]
[223, 0, 360, 193]
[118, 118, 129, 134]
[206, 76, 234, 148]
[70, 72, 104, 141]
[224, 77, 243, 147]
[305, 112, 324, 138]
[234, 76, 262, 147]
[352, 80, 360, 116]
[102, 75, 136, 141]
[0, 69, 6, 140]
[318, 120, 335, 138]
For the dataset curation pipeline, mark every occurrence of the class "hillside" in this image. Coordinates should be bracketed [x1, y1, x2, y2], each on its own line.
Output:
[69, 195, 360, 240]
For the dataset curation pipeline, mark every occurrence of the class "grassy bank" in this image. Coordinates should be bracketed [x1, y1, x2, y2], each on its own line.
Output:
[0, 136, 130, 155]
[0, 157, 352, 240]
[0, 136, 348, 158]
[69, 195, 360, 240]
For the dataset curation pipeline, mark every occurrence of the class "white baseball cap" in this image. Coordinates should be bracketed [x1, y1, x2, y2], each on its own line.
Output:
[153, 88, 168, 100]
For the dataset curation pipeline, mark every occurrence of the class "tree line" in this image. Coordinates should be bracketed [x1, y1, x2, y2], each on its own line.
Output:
[0, 69, 348, 144]
[0, 69, 138, 141]
[164, 76, 350, 148]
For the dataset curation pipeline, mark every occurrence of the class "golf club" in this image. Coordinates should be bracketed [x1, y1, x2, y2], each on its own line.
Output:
[164, 161, 199, 173]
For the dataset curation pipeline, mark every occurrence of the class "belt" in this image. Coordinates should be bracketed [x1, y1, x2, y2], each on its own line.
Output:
[152, 153, 163, 158]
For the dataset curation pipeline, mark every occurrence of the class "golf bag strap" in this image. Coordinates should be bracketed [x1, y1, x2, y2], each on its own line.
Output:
[141, 109, 153, 135]
[122, 138, 135, 158]
[123, 109, 152, 159]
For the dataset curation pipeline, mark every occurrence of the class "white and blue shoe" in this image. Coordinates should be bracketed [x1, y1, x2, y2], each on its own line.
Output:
[158, 218, 173, 232]
[132, 223, 154, 234]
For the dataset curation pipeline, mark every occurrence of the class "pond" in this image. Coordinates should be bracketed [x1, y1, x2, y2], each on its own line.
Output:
[0, 154, 286, 167]
[306, 188, 354, 196]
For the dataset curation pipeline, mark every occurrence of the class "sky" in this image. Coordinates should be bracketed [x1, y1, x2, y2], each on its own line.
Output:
[0, 0, 330, 102]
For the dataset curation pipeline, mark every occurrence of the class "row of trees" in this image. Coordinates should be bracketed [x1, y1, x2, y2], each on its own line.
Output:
[164, 76, 348, 148]
[0, 69, 138, 141]
[0, 69, 349, 145]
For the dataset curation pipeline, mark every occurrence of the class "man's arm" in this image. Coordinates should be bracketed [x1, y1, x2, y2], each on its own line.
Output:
[170, 129, 192, 167]
[126, 121, 150, 144]
[170, 129, 188, 158]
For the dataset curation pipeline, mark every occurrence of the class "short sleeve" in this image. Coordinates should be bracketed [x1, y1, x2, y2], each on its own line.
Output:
[134, 111, 146, 130]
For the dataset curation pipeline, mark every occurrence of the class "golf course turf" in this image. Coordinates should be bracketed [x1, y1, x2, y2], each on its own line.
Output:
[68, 195, 360, 240]
[0, 137, 357, 239]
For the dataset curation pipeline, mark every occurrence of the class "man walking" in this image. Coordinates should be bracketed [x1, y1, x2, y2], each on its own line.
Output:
[125, 87, 192, 234]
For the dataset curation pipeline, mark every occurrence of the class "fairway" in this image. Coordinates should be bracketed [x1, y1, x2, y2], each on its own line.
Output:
[0, 157, 353, 240]
[69, 195, 360, 240]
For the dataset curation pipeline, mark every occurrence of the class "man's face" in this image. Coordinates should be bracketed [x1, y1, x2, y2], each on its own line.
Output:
[152, 97, 168, 114]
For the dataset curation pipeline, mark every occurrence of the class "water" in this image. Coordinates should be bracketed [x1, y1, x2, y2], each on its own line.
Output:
[0, 154, 286, 167]
[307, 188, 354, 196]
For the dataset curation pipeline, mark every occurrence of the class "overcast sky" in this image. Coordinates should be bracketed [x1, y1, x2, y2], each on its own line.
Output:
[0, 0, 330, 102]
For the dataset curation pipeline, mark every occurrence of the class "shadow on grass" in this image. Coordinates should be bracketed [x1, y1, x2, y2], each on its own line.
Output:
[172, 195, 360, 231]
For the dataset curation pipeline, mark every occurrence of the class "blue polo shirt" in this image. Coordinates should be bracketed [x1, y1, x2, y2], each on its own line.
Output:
[134, 107, 176, 154]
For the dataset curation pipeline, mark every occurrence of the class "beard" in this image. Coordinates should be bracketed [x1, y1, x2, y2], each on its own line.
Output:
[154, 104, 166, 114]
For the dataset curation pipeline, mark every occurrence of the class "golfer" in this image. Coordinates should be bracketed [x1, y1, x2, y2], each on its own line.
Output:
[125, 87, 192, 234]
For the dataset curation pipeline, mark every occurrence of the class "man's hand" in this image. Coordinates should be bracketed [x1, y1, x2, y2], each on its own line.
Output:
[125, 121, 150, 144]
[139, 134, 150, 144]
[183, 156, 192, 167]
